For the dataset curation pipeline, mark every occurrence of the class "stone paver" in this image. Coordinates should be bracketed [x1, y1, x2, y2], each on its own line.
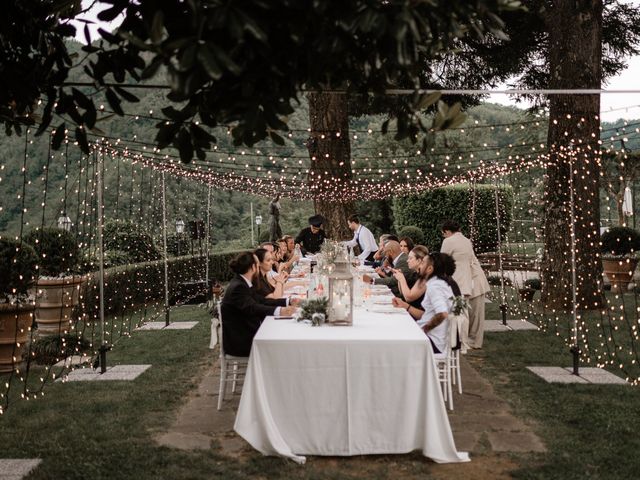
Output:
[136, 321, 198, 331]
[485, 320, 538, 332]
[60, 364, 151, 382]
[52, 355, 91, 368]
[0, 459, 41, 480]
[487, 431, 546, 453]
[527, 366, 627, 385]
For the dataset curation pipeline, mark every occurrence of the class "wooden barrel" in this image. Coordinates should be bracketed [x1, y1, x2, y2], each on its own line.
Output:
[35, 276, 85, 336]
[0, 303, 34, 374]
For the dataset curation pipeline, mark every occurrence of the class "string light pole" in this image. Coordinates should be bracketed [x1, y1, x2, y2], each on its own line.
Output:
[205, 184, 211, 292]
[161, 170, 170, 327]
[494, 175, 508, 325]
[96, 148, 108, 373]
[568, 148, 580, 375]
[250, 202, 255, 246]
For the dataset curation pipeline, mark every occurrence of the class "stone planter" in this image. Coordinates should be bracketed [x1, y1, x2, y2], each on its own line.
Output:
[35, 276, 85, 336]
[0, 303, 35, 374]
[602, 257, 639, 293]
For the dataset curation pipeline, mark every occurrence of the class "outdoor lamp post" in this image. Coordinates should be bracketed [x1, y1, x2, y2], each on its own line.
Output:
[327, 260, 354, 326]
[255, 215, 263, 242]
[57, 213, 72, 231]
[175, 219, 185, 256]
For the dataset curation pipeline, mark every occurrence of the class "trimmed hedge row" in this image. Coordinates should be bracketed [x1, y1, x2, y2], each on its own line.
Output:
[79, 250, 243, 318]
[392, 184, 513, 253]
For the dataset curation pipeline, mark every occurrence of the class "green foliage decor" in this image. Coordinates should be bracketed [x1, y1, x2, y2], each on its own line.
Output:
[393, 184, 513, 253]
[0, 238, 38, 301]
[600, 226, 640, 257]
[24, 227, 80, 277]
[103, 221, 161, 263]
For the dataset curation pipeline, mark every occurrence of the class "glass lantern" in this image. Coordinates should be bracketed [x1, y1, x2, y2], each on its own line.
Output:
[327, 260, 354, 326]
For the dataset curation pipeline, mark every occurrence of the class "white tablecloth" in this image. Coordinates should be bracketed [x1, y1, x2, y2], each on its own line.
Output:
[234, 307, 469, 464]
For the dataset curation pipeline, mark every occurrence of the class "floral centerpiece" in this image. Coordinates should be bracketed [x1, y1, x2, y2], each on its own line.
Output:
[296, 298, 329, 326]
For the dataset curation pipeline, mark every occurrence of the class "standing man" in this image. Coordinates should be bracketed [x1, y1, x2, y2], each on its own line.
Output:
[440, 220, 490, 349]
[345, 214, 378, 262]
[294, 215, 327, 255]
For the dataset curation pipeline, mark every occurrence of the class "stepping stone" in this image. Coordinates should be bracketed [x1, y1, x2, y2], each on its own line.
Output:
[53, 355, 91, 368]
[0, 459, 41, 479]
[60, 364, 152, 382]
[527, 366, 627, 385]
[135, 321, 198, 331]
[485, 320, 538, 332]
[487, 431, 546, 453]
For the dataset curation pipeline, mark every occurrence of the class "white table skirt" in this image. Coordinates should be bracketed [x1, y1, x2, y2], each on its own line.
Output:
[234, 308, 469, 464]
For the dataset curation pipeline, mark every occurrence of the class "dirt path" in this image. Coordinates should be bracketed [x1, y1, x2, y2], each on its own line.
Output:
[155, 351, 544, 479]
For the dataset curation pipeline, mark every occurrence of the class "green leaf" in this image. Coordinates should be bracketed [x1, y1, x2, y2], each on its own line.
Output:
[141, 56, 164, 79]
[105, 88, 124, 116]
[75, 126, 89, 154]
[52, 123, 66, 150]
[150, 11, 165, 44]
[197, 46, 223, 80]
[416, 91, 441, 110]
[269, 131, 285, 146]
[114, 86, 140, 103]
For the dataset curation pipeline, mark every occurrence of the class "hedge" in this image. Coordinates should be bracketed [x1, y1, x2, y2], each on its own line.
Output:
[78, 250, 244, 320]
[392, 184, 513, 253]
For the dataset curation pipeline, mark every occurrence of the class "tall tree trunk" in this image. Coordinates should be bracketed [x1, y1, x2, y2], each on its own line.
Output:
[541, 0, 604, 310]
[307, 91, 355, 240]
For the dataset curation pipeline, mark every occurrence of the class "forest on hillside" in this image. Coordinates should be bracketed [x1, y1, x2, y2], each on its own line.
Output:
[1, 41, 639, 251]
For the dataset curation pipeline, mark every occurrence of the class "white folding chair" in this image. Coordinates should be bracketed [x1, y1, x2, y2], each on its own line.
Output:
[448, 313, 466, 395]
[216, 303, 249, 410]
[433, 340, 453, 411]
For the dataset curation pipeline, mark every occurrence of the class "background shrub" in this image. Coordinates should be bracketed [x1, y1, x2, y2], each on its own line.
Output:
[393, 184, 513, 253]
[103, 221, 161, 263]
[24, 227, 80, 276]
[397, 226, 425, 246]
[0, 238, 38, 299]
[601, 226, 640, 256]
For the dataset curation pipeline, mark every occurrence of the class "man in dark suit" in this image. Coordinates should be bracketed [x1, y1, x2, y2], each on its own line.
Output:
[221, 251, 297, 356]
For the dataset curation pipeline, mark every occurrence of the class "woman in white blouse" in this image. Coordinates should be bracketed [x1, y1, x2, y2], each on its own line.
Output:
[393, 252, 457, 354]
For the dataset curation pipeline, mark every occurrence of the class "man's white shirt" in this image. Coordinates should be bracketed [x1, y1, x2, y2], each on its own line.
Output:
[346, 224, 378, 260]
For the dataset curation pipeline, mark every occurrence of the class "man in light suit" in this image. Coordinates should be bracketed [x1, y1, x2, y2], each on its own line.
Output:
[362, 240, 416, 298]
[440, 220, 490, 349]
[221, 251, 297, 357]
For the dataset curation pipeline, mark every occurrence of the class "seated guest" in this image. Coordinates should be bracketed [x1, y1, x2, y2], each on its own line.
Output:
[254, 248, 288, 298]
[399, 236, 414, 256]
[393, 245, 428, 309]
[221, 251, 296, 357]
[277, 237, 298, 272]
[362, 240, 416, 298]
[392, 252, 457, 354]
[295, 215, 327, 255]
[282, 235, 295, 258]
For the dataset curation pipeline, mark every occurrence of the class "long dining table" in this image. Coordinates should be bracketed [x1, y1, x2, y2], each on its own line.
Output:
[233, 282, 469, 465]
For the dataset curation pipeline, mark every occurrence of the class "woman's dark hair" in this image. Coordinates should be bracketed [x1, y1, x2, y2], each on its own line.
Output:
[229, 251, 256, 274]
[399, 236, 415, 251]
[426, 252, 460, 295]
[254, 248, 269, 264]
[440, 220, 460, 233]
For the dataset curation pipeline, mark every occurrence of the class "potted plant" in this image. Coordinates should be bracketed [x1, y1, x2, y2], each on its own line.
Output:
[601, 226, 640, 293]
[24, 228, 83, 336]
[0, 238, 38, 374]
[519, 278, 541, 301]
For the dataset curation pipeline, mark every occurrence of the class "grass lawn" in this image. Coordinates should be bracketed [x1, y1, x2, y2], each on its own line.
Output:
[1, 301, 639, 479]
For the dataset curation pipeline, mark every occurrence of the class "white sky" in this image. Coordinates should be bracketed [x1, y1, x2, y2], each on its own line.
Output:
[74, 0, 640, 121]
